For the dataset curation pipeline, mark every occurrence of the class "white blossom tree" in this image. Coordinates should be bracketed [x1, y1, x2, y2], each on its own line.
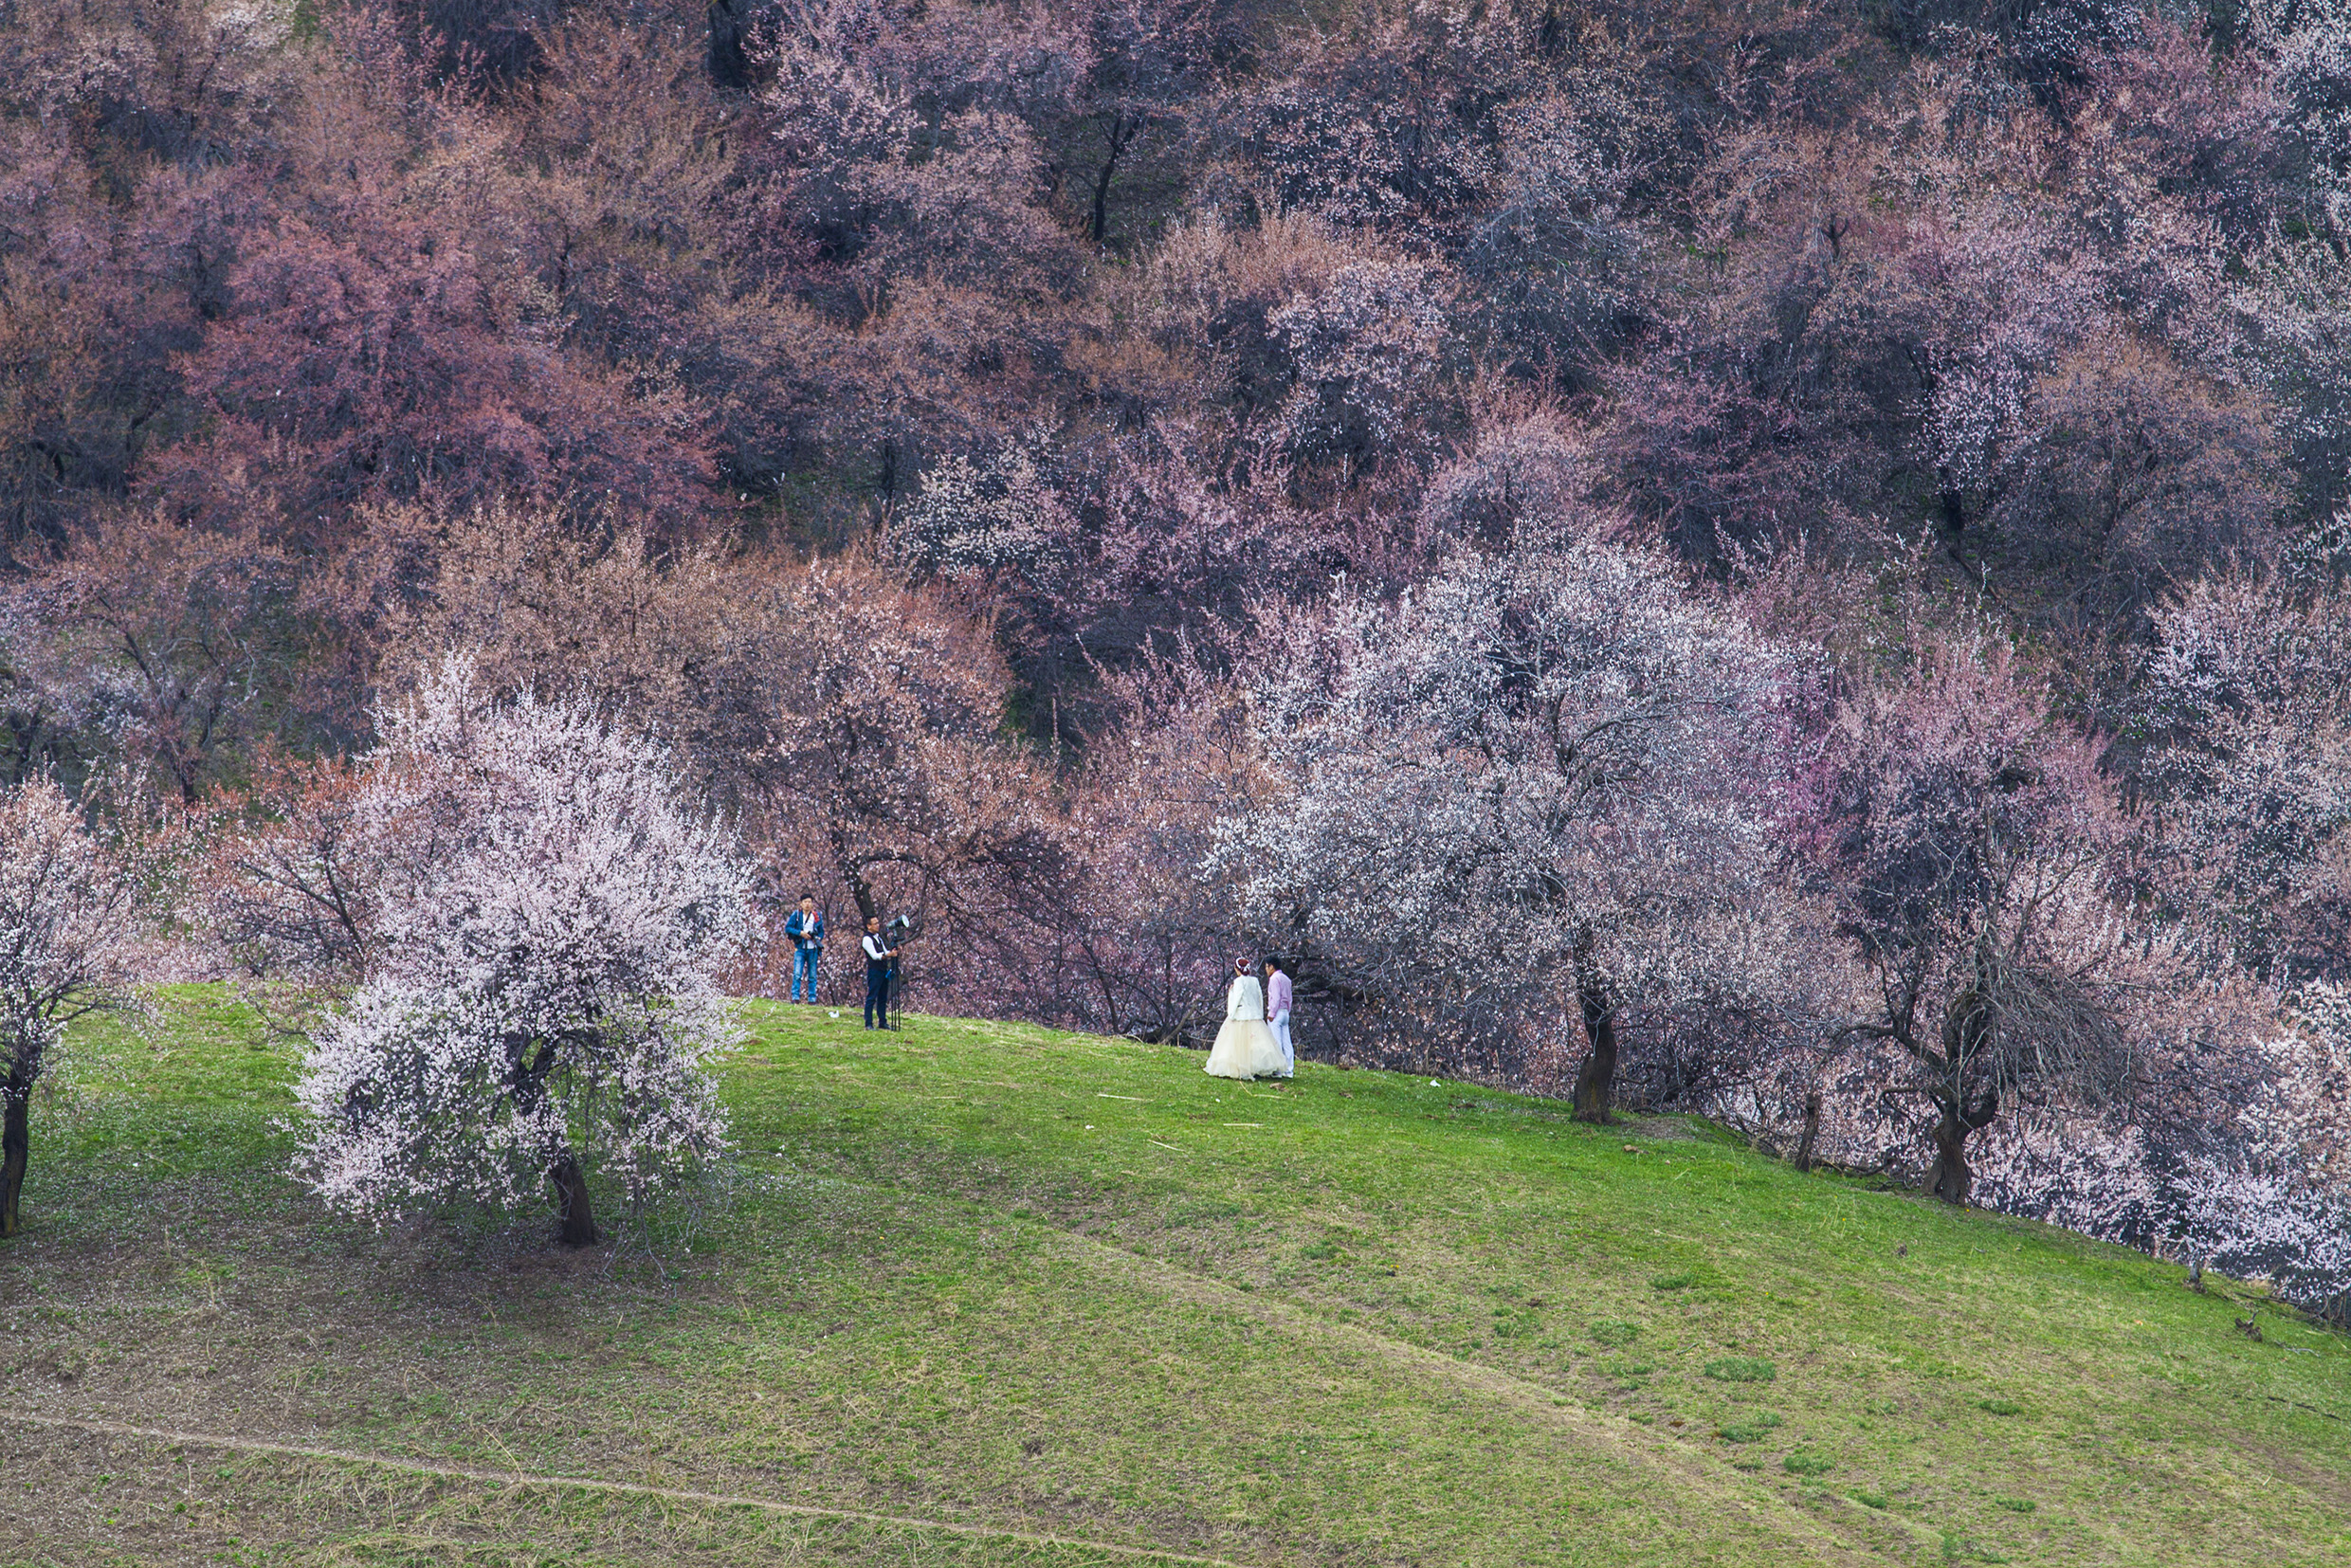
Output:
[1265, 256, 1453, 474]
[891, 436, 1072, 584]
[2178, 1157, 2351, 1318]
[2255, 981, 2351, 1195]
[1220, 538, 1828, 1118]
[1, 776, 142, 1237]
[293, 658, 752, 1246]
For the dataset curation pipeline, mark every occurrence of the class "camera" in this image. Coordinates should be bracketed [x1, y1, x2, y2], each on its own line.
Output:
[885, 913, 915, 940]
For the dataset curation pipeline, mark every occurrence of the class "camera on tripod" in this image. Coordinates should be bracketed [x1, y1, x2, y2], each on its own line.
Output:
[879, 913, 916, 1030]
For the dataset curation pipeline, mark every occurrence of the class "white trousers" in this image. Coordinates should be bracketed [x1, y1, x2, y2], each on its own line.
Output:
[1271, 1011, 1294, 1076]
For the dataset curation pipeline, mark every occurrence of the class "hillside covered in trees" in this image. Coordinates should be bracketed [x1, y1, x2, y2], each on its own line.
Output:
[3, 0, 2350, 1304]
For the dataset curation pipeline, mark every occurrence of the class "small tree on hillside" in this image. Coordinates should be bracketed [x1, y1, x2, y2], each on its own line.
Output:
[1041, 656, 1260, 1042]
[293, 659, 751, 1245]
[200, 749, 394, 1034]
[2239, 984, 2351, 1248]
[1829, 633, 2163, 1205]
[2177, 982, 2351, 1316]
[0, 776, 141, 1237]
[1223, 538, 1828, 1119]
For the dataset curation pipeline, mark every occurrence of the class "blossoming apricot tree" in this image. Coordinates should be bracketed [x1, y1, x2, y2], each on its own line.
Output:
[292, 659, 751, 1245]
[0, 776, 141, 1237]
[1222, 537, 1827, 1119]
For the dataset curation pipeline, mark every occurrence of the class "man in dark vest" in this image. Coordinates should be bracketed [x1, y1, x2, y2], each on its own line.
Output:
[861, 916, 900, 1030]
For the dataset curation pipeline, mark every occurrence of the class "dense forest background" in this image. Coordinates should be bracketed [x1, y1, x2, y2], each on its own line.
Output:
[4, 0, 2350, 1295]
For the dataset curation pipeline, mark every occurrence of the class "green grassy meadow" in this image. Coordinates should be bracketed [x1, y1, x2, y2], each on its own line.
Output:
[4, 989, 2347, 1566]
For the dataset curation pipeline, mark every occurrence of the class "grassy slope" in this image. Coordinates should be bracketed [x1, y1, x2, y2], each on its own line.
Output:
[3, 990, 2347, 1567]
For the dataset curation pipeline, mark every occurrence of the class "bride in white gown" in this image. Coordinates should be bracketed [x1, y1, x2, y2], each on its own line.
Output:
[1204, 957, 1285, 1079]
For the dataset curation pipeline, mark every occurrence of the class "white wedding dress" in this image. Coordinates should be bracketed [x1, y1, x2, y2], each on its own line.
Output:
[1204, 975, 1285, 1079]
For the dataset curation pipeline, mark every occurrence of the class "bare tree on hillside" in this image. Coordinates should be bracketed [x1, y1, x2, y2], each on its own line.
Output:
[1827, 631, 2176, 1204]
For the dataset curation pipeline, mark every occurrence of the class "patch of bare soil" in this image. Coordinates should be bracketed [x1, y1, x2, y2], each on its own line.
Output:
[1622, 1116, 1698, 1141]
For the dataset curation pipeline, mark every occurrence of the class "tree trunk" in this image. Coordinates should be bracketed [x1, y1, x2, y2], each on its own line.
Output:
[706, 0, 755, 90]
[1088, 116, 1129, 246]
[1923, 1107, 1972, 1206]
[1571, 962, 1617, 1124]
[1923, 990, 1997, 1205]
[838, 840, 878, 926]
[1, 1088, 27, 1240]
[548, 1150, 597, 1247]
[1793, 1089, 1823, 1174]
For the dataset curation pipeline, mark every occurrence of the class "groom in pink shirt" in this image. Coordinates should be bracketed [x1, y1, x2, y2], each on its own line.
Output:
[1263, 957, 1294, 1079]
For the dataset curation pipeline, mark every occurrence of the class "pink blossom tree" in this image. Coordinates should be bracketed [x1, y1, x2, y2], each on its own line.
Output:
[0, 775, 143, 1237]
[2203, 978, 2351, 1312]
[2178, 1155, 2351, 1317]
[292, 658, 752, 1246]
[1032, 656, 1259, 1042]
[2254, 981, 2351, 1198]
[6, 512, 296, 802]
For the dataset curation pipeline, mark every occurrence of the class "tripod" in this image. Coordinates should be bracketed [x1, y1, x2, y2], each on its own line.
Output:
[881, 916, 915, 1031]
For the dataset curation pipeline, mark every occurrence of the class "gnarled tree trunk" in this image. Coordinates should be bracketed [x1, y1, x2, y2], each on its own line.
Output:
[1923, 1105, 1972, 1204]
[1921, 987, 2000, 1205]
[1, 1086, 28, 1239]
[1793, 1089, 1823, 1174]
[1571, 949, 1617, 1124]
[548, 1149, 597, 1247]
[1923, 1089, 2000, 1206]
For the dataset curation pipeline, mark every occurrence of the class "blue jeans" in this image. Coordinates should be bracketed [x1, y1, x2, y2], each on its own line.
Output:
[791, 947, 820, 1002]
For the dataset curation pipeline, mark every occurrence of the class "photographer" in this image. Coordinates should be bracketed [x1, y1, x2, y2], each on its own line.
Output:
[784, 893, 825, 1003]
[861, 915, 902, 1030]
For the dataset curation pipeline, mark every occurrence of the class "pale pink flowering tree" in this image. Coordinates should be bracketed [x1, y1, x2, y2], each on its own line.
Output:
[2178, 1156, 2351, 1315]
[2256, 981, 2351, 1193]
[0, 775, 142, 1237]
[293, 658, 752, 1247]
[2263, 0, 2351, 230]
[1962, 1113, 2161, 1240]
[1242, 13, 1495, 231]
[994, 659, 1256, 1044]
[2196, 981, 2351, 1311]
[1414, 395, 1598, 550]
[2131, 565, 2351, 988]
[1714, 1037, 2181, 1247]
[1220, 538, 1828, 1117]
[759, 0, 1084, 307]
[889, 432, 1073, 590]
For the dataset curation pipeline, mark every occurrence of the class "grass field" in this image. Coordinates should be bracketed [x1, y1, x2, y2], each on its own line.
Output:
[4, 989, 2347, 1566]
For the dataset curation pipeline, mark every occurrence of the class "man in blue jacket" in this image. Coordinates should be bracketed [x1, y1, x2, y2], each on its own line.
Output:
[784, 894, 825, 1003]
